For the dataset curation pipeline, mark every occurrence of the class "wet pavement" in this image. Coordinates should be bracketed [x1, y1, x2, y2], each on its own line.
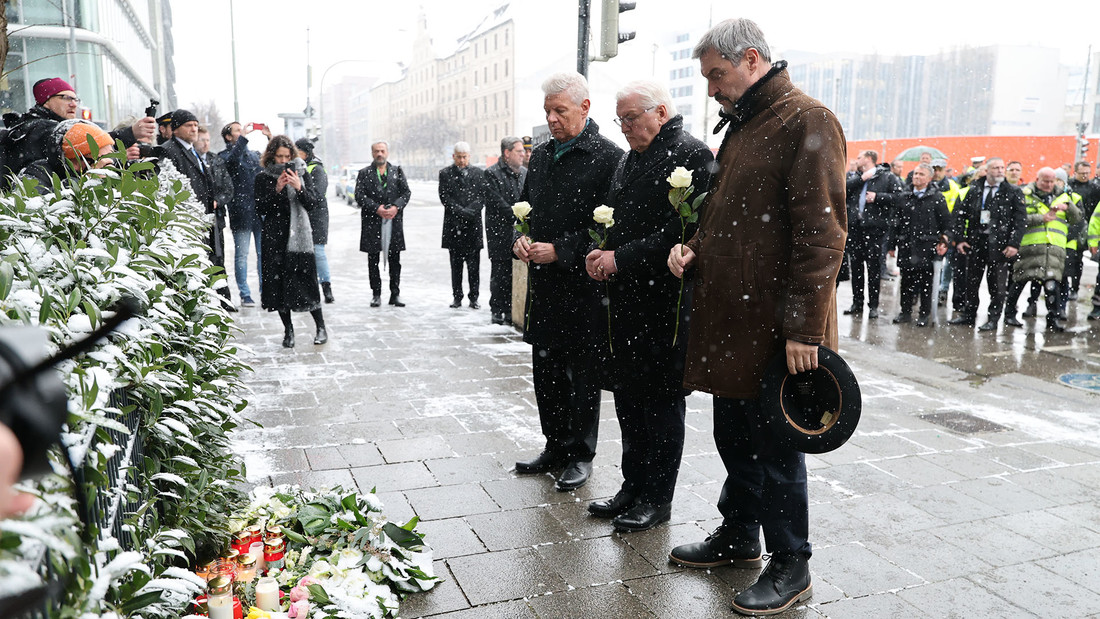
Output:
[230, 182, 1100, 618]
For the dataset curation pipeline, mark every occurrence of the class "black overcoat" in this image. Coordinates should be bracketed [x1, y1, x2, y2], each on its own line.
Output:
[256, 162, 323, 312]
[952, 179, 1027, 257]
[601, 115, 713, 394]
[880, 187, 952, 270]
[484, 160, 526, 260]
[519, 119, 623, 348]
[845, 164, 903, 230]
[355, 162, 411, 253]
[438, 163, 485, 251]
[157, 138, 225, 263]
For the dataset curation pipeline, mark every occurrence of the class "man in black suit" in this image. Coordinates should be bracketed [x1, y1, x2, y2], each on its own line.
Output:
[512, 71, 623, 491]
[439, 141, 486, 309]
[483, 136, 527, 324]
[155, 109, 234, 309]
[948, 157, 1026, 329]
[355, 141, 412, 307]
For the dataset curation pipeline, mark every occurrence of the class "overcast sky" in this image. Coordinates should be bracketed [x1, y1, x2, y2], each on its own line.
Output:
[174, 0, 1100, 135]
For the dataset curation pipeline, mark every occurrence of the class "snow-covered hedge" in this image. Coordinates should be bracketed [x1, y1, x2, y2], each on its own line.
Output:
[0, 156, 249, 617]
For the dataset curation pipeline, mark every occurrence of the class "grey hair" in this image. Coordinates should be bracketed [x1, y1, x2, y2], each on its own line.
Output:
[1035, 166, 1056, 179]
[915, 162, 933, 175]
[615, 80, 677, 117]
[500, 136, 522, 154]
[541, 71, 589, 105]
[692, 18, 771, 63]
[453, 141, 471, 154]
[371, 140, 389, 149]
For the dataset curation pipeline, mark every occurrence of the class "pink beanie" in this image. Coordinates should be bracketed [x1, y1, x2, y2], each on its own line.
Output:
[33, 78, 75, 105]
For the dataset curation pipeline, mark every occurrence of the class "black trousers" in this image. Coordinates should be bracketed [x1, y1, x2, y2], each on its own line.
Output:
[613, 391, 685, 504]
[367, 248, 402, 295]
[848, 224, 886, 309]
[488, 256, 513, 317]
[714, 397, 810, 558]
[1008, 278, 1060, 318]
[899, 265, 934, 317]
[531, 345, 600, 462]
[449, 248, 480, 301]
[955, 242, 1013, 319]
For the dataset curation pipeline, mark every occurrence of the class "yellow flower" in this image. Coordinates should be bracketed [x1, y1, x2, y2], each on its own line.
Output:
[512, 201, 533, 220]
[246, 607, 272, 619]
[593, 205, 615, 227]
[667, 166, 693, 188]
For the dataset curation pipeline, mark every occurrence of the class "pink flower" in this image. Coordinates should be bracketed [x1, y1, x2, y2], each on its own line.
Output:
[289, 586, 309, 602]
[287, 600, 310, 618]
[297, 575, 317, 587]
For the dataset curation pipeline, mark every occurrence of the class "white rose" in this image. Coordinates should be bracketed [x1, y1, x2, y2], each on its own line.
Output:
[667, 166, 693, 188]
[593, 205, 615, 226]
[512, 201, 533, 220]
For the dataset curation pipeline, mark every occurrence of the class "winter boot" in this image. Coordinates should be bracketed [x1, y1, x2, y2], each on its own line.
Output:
[322, 282, 334, 304]
[314, 326, 328, 345]
[282, 325, 295, 348]
[669, 524, 763, 569]
[731, 553, 812, 616]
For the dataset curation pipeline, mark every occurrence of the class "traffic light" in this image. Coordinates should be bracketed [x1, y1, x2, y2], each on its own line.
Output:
[599, 0, 636, 60]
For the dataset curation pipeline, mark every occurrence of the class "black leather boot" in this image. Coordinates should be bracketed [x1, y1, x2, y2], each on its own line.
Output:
[282, 325, 294, 348]
[731, 553, 812, 616]
[370, 293, 382, 308]
[669, 524, 763, 568]
[322, 282, 334, 304]
[314, 326, 328, 345]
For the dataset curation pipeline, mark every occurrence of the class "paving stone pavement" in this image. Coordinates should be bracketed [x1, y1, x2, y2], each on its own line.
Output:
[229, 182, 1100, 618]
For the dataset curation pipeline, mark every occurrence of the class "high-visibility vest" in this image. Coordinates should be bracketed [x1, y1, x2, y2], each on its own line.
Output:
[1087, 205, 1100, 250]
[1060, 190, 1083, 250]
[941, 178, 961, 212]
[1021, 190, 1072, 249]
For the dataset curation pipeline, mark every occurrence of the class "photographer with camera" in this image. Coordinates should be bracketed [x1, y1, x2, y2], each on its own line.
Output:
[1, 78, 156, 190]
[255, 135, 328, 347]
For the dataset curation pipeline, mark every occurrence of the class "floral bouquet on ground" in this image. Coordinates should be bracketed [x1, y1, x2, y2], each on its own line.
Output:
[198, 485, 436, 619]
[590, 205, 615, 353]
[667, 166, 707, 345]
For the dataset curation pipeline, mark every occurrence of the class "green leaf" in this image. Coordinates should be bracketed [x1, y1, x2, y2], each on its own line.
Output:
[383, 522, 423, 549]
[82, 299, 101, 329]
[118, 590, 163, 613]
[400, 515, 420, 531]
[687, 213, 699, 223]
[297, 503, 332, 536]
[307, 583, 332, 606]
[691, 191, 708, 210]
[283, 528, 309, 544]
[67, 288, 81, 314]
[38, 294, 53, 323]
[0, 261, 12, 300]
[588, 229, 601, 243]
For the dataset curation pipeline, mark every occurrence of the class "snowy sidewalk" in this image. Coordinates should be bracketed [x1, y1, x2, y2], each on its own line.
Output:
[228, 183, 1100, 618]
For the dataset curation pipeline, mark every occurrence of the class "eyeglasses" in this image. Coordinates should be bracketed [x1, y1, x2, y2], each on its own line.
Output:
[51, 94, 81, 104]
[614, 107, 655, 128]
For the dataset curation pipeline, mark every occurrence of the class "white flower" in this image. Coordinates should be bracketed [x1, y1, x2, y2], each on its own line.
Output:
[593, 205, 615, 227]
[336, 547, 365, 570]
[308, 559, 334, 578]
[512, 201, 532, 220]
[667, 166, 693, 188]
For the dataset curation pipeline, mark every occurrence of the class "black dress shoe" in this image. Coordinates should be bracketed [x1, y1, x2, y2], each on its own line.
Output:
[555, 461, 592, 491]
[515, 451, 566, 474]
[449, 298, 462, 308]
[491, 313, 506, 325]
[977, 320, 997, 332]
[1004, 316, 1024, 327]
[892, 313, 911, 324]
[948, 316, 975, 326]
[1089, 308, 1100, 321]
[867, 307, 879, 320]
[613, 502, 671, 532]
[669, 524, 763, 569]
[313, 326, 328, 345]
[842, 305, 863, 315]
[731, 554, 812, 616]
[370, 294, 382, 308]
[282, 328, 295, 349]
[469, 300, 480, 310]
[588, 491, 637, 518]
[915, 315, 929, 327]
[1022, 302, 1038, 318]
[389, 295, 405, 307]
[1047, 319, 1066, 333]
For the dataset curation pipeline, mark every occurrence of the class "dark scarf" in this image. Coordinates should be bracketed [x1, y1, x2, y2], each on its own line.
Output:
[713, 60, 788, 135]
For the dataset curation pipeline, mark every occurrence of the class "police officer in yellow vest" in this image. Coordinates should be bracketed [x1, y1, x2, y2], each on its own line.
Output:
[1003, 167, 1081, 332]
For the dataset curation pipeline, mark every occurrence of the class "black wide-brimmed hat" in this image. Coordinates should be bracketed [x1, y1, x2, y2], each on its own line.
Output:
[758, 345, 861, 454]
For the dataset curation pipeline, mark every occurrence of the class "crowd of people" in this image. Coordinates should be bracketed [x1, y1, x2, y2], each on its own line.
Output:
[844, 149, 1100, 332]
[0, 79, 335, 348]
